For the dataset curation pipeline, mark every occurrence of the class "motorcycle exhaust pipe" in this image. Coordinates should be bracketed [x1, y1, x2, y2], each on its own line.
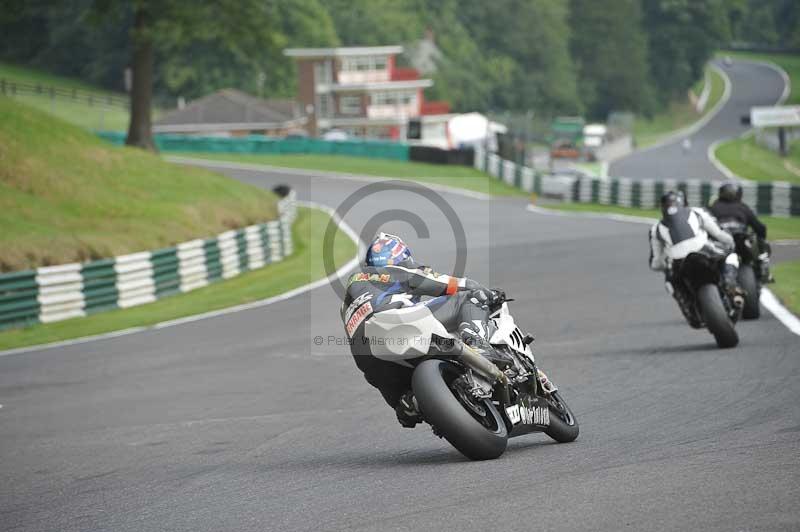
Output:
[449, 339, 511, 405]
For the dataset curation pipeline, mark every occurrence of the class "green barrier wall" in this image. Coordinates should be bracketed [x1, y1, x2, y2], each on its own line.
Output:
[97, 132, 409, 161]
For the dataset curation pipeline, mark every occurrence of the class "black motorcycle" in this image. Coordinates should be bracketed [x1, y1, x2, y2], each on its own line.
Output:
[366, 294, 579, 461]
[668, 250, 741, 348]
[719, 220, 762, 319]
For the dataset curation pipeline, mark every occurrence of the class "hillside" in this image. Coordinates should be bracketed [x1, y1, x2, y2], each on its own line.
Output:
[0, 97, 279, 272]
[0, 62, 139, 131]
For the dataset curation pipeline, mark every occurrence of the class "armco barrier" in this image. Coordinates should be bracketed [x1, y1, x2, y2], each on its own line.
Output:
[97, 132, 410, 161]
[0, 192, 296, 331]
[474, 147, 800, 217]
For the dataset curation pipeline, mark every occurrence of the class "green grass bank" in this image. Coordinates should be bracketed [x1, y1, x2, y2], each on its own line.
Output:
[714, 136, 800, 184]
[0, 97, 280, 272]
[0, 62, 138, 130]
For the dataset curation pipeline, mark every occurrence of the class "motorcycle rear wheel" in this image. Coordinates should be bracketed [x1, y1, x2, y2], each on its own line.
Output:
[738, 264, 760, 320]
[697, 284, 739, 348]
[412, 359, 508, 461]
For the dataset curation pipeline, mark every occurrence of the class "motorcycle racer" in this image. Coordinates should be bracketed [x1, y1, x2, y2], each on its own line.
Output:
[709, 182, 773, 283]
[340, 232, 510, 427]
[649, 191, 743, 325]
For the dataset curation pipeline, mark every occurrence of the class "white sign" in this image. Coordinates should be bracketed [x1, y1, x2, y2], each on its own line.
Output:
[751, 105, 800, 128]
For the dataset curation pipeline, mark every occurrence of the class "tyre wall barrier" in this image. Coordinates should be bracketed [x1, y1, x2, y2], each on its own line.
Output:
[97, 132, 409, 161]
[0, 192, 296, 331]
[474, 147, 800, 217]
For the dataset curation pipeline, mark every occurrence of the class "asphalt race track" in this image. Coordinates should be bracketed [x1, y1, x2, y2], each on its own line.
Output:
[2, 58, 799, 531]
[610, 59, 787, 180]
[2, 163, 799, 531]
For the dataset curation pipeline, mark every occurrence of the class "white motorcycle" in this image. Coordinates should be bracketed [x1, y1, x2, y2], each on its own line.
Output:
[365, 293, 579, 460]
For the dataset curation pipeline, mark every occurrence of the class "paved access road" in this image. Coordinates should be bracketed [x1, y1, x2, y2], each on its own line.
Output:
[1, 165, 798, 532]
[610, 59, 787, 180]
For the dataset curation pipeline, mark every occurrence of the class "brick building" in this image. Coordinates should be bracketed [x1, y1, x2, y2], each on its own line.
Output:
[284, 45, 449, 139]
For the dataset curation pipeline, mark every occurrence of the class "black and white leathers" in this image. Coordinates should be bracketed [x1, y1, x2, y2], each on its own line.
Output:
[649, 206, 735, 271]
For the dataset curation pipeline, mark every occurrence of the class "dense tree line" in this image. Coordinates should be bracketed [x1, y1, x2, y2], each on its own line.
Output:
[1, 0, 797, 126]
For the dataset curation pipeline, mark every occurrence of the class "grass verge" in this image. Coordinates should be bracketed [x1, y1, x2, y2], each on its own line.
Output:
[633, 64, 726, 148]
[771, 260, 800, 315]
[0, 207, 357, 351]
[172, 152, 527, 197]
[535, 201, 800, 240]
[0, 61, 137, 131]
[714, 135, 800, 184]
[0, 97, 279, 271]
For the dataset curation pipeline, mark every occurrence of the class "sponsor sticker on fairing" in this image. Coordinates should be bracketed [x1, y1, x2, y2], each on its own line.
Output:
[345, 301, 373, 337]
[348, 272, 392, 284]
[506, 402, 550, 426]
[344, 293, 372, 323]
[506, 404, 521, 424]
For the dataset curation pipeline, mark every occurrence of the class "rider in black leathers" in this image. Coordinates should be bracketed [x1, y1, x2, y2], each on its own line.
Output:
[340, 232, 508, 427]
[709, 182, 773, 282]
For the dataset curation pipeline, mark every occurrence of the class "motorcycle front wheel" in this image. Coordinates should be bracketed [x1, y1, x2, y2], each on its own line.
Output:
[697, 283, 739, 348]
[544, 391, 579, 443]
[412, 359, 508, 461]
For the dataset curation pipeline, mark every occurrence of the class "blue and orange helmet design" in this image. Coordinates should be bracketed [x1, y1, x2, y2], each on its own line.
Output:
[365, 232, 414, 267]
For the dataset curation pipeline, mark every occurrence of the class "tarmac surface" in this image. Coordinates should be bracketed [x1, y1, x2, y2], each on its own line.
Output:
[2, 165, 799, 532]
[610, 59, 787, 180]
[2, 58, 799, 531]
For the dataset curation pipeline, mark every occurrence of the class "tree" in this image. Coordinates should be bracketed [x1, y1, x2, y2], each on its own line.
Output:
[570, 0, 653, 119]
[456, 0, 581, 114]
[641, 0, 725, 108]
[89, 0, 284, 150]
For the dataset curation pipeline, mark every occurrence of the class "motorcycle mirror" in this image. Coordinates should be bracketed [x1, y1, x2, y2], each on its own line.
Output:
[523, 334, 534, 345]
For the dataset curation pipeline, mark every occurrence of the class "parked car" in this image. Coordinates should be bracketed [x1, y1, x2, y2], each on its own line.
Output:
[550, 141, 580, 160]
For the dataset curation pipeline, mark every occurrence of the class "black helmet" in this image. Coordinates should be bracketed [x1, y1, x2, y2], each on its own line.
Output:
[718, 182, 741, 202]
[660, 190, 684, 217]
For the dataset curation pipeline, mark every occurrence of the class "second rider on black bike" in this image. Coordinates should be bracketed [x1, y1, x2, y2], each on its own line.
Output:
[649, 191, 744, 327]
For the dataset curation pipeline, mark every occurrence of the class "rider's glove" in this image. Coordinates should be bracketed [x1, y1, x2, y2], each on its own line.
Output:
[470, 289, 491, 309]
[470, 288, 505, 310]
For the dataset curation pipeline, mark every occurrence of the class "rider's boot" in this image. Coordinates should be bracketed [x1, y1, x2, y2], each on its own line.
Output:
[758, 253, 775, 284]
[722, 264, 745, 309]
[395, 390, 422, 428]
[757, 239, 775, 283]
[458, 322, 513, 370]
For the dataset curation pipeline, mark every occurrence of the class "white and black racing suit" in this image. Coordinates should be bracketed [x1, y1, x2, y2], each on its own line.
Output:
[649, 206, 738, 325]
[340, 263, 494, 408]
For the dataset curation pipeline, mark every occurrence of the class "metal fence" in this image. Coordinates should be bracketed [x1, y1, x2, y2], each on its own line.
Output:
[0, 192, 296, 331]
[0, 78, 129, 108]
[475, 147, 800, 217]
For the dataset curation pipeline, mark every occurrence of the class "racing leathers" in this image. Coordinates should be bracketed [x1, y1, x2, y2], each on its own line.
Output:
[649, 206, 741, 326]
[709, 198, 772, 282]
[340, 264, 499, 412]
